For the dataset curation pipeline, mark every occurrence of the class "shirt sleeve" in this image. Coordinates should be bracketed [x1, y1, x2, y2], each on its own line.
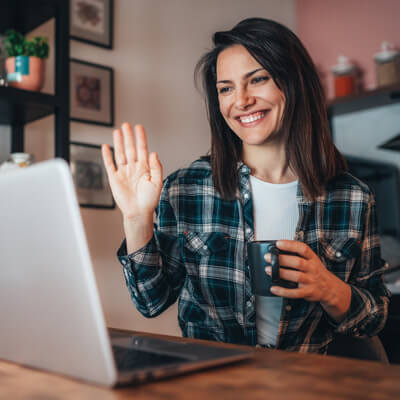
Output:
[117, 177, 186, 318]
[328, 195, 391, 337]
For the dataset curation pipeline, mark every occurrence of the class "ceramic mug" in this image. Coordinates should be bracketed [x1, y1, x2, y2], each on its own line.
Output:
[247, 240, 298, 297]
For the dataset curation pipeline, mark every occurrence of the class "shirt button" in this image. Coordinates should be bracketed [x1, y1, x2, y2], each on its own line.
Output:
[285, 305, 292, 312]
[246, 228, 251, 234]
[335, 251, 342, 258]
[246, 300, 252, 308]
[244, 193, 249, 199]
[203, 245, 208, 250]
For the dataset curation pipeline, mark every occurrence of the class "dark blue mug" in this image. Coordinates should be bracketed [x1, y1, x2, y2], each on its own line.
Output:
[247, 240, 298, 297]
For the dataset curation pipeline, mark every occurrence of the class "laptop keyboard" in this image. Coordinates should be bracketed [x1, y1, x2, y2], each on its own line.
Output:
[112, 345, 189, 372]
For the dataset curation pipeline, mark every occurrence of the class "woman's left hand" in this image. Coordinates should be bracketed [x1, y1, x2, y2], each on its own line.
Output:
[265, 240, 351, 321]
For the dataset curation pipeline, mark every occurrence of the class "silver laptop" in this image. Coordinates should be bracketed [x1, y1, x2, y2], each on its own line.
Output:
[0, 159, 253, 386]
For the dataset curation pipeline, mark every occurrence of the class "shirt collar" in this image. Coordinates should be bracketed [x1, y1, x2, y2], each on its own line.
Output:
[238, 161, 313, 205]
[237, 161, 250, 176]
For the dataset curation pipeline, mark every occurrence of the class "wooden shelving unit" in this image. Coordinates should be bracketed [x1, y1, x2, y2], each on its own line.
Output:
[327, 83, 400, 116]
[0, 0, 70, 160]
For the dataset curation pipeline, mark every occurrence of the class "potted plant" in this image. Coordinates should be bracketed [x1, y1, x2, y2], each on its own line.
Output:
[3, 29, 49, 92]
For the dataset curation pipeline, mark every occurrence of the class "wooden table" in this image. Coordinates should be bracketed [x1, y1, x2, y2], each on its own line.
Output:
[1, 330, 400, 400]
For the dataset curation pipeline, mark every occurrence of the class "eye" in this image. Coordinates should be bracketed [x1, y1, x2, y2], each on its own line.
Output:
[217, 86, 232, 95]
[251, 76, 269, 84]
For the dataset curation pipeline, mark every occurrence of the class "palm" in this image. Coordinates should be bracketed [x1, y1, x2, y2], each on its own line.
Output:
[102, 123, 163, 219]
[110, 163, 161, 217]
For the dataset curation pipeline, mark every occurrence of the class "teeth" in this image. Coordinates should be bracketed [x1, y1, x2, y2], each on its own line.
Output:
[240, 112, 265, 124]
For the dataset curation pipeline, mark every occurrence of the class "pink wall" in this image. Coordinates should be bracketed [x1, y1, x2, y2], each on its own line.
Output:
[296, 0, 400, 99]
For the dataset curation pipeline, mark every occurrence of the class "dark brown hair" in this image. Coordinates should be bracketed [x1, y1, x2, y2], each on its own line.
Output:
[195, 18, 347, 200]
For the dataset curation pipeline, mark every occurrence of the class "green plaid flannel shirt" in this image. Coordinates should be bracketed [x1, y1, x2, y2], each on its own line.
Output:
[118, 158, 390, 353]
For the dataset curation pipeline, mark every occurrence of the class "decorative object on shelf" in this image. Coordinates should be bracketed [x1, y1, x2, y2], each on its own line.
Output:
[3, 29, 49, 92]
[331, 55, 358, 98]
[374, 41, 400, 88]
[70, 0, 113, 49]
[0, 152, 34, 173]
[70, 58, 114, 126]
[70, 141, 115, 209]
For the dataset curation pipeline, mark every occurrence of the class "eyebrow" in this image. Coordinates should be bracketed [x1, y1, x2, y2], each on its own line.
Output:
[216, 68, 266, 84]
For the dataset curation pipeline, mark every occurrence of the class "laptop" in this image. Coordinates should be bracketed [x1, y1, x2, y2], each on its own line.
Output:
[0, 159, 253, 387]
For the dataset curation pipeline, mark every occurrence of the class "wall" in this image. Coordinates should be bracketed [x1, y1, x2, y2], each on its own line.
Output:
[296, 0, 400, 99]
[0, 0, 296, 336]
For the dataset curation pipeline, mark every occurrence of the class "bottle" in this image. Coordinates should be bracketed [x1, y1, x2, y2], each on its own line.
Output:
[332, 55, 357, 97]
[374, 41, 400, 88]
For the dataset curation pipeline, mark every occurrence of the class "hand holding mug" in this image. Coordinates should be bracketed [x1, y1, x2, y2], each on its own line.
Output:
[265, 240, 349, 305]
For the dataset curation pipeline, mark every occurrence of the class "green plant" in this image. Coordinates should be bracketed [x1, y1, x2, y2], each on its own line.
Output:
[4, 29, 49, 59]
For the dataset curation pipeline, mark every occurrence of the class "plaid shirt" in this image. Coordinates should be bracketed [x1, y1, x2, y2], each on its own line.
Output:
[118, 158, 390, 354]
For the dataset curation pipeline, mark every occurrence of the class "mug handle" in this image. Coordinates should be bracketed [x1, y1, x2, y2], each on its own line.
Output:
[270, 246, 280, 284]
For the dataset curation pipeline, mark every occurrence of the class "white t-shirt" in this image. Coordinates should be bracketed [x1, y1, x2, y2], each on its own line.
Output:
[249, 175, 299, 346]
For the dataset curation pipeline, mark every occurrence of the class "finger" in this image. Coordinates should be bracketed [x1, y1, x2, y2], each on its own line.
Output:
[113, 129, 127, 166]
[121, 122, 137, 163]
[265, 266, 305, 283]
[276, 239, 314, 260]
[149, 152, 163, 185]
[101, 144, 116, 175]
[278, 254, 308, 271]
[270, 286, 306, 299]
[134, 124, 149, 164]
[264, 253, 307, 272]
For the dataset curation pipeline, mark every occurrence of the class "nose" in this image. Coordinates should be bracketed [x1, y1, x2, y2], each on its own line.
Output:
[235, 87, 255, 110]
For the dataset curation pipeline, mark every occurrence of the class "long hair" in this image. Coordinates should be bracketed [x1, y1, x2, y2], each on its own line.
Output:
[195, 18, 347, 200]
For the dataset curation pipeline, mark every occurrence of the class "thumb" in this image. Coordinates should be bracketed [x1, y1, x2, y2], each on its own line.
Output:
[149, 152, 163, 186]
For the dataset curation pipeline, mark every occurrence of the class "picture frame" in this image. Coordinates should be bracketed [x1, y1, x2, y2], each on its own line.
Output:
[70, 58, 114, 126]
[70, 0, 113, 49]
[70, 141, 115, 209]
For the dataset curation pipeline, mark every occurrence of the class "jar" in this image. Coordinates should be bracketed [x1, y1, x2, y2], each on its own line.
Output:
[8, 153, 34, 167]
[332, 55, 357, 97]
[374, 41, 400, 88]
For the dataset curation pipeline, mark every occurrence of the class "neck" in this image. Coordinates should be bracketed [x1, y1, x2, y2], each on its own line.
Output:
[242, 141, 297, 184]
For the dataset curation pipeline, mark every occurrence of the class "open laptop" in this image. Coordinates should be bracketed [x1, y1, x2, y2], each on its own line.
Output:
[0, 159, 253, 387]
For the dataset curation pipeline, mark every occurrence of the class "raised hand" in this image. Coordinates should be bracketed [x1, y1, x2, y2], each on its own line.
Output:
[102, 123, 163, 221]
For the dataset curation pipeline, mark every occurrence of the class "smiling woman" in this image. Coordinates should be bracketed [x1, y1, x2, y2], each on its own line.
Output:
[102, 18, 390, 357]
[216, 45, 285, 151]
[195, 18, 347, 199]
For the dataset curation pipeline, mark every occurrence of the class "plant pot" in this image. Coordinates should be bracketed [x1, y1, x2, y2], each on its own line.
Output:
[5, 56, 45, 92]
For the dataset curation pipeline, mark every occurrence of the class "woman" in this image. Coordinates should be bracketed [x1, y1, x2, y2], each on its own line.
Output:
[102, 18, 390, 354]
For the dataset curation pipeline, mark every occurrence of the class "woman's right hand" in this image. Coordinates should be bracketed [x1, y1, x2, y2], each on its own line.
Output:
[102, 123, 163, 221]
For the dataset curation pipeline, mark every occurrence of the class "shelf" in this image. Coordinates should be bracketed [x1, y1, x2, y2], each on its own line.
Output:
[0, 86, 59, 125]
[327, 83, 400, 117]
[0, 0, 62, 35]
[0, 0, 70, 160]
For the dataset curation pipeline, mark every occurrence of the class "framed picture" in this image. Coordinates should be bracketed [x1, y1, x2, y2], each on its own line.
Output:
[70, 0, 113, 49]
[70, 141, 115, 209]
[70, 58, 114, 126]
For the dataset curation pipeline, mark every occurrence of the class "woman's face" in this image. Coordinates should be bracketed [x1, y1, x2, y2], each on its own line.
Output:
[216, 44, 285, 146]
